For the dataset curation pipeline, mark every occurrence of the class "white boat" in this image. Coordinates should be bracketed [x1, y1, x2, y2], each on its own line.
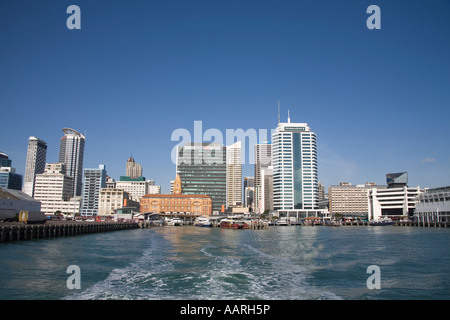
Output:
[194, 216, 211, 227]
[369, 217, 393, 226]
[166, 217, 183, 226]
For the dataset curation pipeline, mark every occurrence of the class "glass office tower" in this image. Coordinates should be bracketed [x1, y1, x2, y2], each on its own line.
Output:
[176, 143, 227, 213]
[272, 119, 318, 211]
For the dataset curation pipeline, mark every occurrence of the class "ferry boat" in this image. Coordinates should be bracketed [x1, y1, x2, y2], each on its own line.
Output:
[166, 217, 183, 226]
[219, 215, 249, 229]
[194, 216, 211, 227]
[369, 217, 393, 226]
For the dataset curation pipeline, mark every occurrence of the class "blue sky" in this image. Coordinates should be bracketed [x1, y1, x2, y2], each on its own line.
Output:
[1, 0, 449, 193]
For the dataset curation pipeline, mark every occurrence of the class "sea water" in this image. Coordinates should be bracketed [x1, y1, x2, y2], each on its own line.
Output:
[0, 226, 449, 300]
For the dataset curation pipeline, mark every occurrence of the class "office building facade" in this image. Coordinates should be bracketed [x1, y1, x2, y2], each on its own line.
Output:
[227, 141, 242, 207]
[34, 163, 81, 215]
[243, 177, 254, 208]
[59, 128, 85, 197]
[0, 152, 23, 191]
[22, 136, 47, 197]
[272, 119, 318, 211]
[254, 143, 272, 209]
[80, 164, 107, 216]
[329, 182, 386, 217]
[98, 188, 138, 216]
[414, 186, 450, 223]
[176, 143, 227, 213]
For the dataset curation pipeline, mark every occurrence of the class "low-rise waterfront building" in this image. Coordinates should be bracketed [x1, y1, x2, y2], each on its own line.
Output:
[414, 186, 450, 223]
[0, 187, 42, 218]
[329, 182, 386, 218]
[140, 174, 212, 216]
[368, 172, 423, 221]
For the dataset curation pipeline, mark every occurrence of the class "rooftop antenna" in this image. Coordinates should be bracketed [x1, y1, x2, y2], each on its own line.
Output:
[288, 109, 291, 123]
[277, 100, 280, 124]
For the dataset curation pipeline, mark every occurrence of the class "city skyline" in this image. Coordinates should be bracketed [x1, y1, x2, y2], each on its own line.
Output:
[1, 1, 449, 193]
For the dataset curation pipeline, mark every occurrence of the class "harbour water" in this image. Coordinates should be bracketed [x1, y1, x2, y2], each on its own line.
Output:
[0, 225, 449, 300]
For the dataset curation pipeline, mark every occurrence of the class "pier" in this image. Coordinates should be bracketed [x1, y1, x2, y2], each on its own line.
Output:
[0, 221, 138, 243]
[394, 221, 449, 228]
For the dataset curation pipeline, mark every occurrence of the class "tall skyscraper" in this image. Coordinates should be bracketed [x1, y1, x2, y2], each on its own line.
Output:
[272, 117, 318, 211]
[22, 136, 47, 197]
[59, 128, 85, 197]
[125, 156, 143, 177]
[80, 164, 107, 217]
[176, 143, 227, 213]
[226, 141, 242, 207]
[254, 142, 271, 211]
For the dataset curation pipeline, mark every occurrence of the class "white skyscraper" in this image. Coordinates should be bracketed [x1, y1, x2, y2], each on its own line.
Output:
[80, 164, 107, 217]
[22, 136, 47, 197]
[59, 128, 85, 197]
[272, 117, 318, 211]
[254, 142, 272, 212]
[226, 141, 242, 207]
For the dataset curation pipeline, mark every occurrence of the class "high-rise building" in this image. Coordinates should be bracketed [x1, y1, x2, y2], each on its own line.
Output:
[126, 156, 143, 177]
[254, 142, 271, 211]
[34, 163, 81, 215]
[59, 128, 85, 197]
[272, 117, 318, 211]
[22, 136, 47, 197]
[261, 166, 273, 212]
[0, 152, 12, 167]
[243, 177, 254, 208]
[176, 143, 227, 213]
[0, 152, 23, 191]
[80, 164, 107, 217]
[227, 141, 242, 207]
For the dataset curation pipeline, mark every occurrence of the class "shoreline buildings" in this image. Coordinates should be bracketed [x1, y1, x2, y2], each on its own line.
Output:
[368, 172, 423, 221]
[140, 174, 212, 216]
[22, 136, 47, 197]
[414, 186, 450, 223]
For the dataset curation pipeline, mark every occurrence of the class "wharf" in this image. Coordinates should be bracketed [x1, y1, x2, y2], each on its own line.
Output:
[0, 221, 138, 243]
[394, 221, 449, 228]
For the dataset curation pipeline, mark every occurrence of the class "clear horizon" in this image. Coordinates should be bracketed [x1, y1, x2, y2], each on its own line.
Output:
[1, 0, 449, 193]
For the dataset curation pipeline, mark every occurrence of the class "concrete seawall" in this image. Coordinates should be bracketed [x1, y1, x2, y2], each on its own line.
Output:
[0, 222, 138, 243]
